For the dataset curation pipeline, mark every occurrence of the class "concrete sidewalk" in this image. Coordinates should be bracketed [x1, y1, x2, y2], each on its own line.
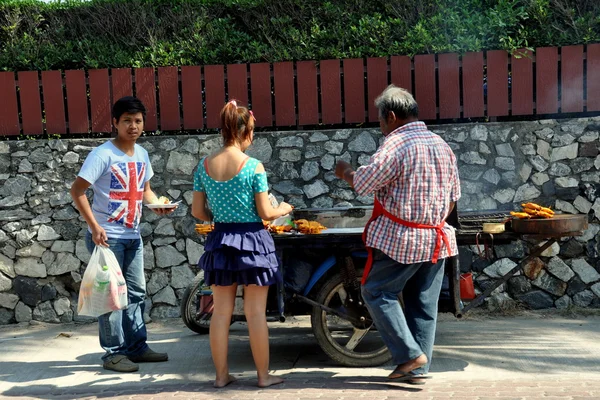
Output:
[0, 311, 599, 399]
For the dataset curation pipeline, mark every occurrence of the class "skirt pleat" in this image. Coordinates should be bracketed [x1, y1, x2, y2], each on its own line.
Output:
[199, 222, 281, 287]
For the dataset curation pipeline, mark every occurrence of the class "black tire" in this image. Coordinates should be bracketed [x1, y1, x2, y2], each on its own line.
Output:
[180, 273, 212, 334]
[310, 270, 392, 367]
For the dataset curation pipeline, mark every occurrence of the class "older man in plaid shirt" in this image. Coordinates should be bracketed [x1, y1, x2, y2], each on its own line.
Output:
[335, 85, 461, 384]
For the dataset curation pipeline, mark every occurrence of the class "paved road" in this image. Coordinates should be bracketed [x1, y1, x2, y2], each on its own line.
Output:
[1, 311, 599, 399]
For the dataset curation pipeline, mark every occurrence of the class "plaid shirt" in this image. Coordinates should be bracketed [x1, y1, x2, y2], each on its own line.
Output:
[354, 122, 461, 264]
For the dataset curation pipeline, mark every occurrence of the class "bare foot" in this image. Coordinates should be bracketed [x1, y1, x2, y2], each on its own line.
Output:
[389, 354, 428, 379]
[257, 374, 284, 388]
[214, 374, 237, 388]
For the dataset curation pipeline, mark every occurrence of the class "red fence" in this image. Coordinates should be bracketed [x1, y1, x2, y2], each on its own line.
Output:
[1, 45, 599, 136]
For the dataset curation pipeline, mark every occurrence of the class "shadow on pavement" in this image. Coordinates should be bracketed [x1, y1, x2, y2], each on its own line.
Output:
[2, 314, 600, 398]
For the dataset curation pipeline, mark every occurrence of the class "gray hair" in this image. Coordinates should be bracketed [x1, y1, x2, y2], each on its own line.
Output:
[374, 84, 419, 120]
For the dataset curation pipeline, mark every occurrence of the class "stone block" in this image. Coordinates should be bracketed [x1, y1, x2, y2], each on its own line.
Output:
[483, 258, 517, 279]
[523, 257, 545, 280]
[33, 301, 59, 323]
[532, 270, 567, 297]
[495, 241, 526, 259]
[0, 293, 19, 309]
[558, 240, 584, 259]
[348, 132, 376, 152]
[153, 286, 177, 306]
[155, 245, 187, 268]
[14, 258, 47, 278]
[14, 302, 32, 323]
[517, 290, 555, 310]
[555, 295, 571, 309]
[147, 270, 169, 296]
[573, 290, 595, 307]
[571, 258, 600, 283]
[507, 276, 532, 297]
[171, 265, 197, 289]
[186, 239, 204, 265]
[303, 180, 329, 199]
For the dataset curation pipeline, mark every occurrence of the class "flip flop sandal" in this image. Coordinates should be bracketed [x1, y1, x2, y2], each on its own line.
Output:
[388, 371, 432, 382]
[406, 378, 428, 385]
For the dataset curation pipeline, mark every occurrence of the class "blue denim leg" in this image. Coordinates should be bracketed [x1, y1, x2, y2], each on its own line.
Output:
[86, 232, 149, 360]
[361, 253, 445, 370]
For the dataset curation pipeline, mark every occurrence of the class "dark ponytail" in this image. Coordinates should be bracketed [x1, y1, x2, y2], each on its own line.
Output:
[220, 100, 255, 146]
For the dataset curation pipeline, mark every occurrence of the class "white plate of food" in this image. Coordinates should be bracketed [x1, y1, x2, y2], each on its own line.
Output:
[146, 200, 181, 209]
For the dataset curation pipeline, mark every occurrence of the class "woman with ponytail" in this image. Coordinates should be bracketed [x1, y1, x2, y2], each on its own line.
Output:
[192, 100, 293, 388]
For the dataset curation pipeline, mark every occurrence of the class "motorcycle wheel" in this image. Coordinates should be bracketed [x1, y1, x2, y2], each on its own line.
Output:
[310, 270, 392, 367]
[180, 273, 213, 334]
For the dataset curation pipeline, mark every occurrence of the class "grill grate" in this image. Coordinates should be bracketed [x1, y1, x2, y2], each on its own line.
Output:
[456, 210, 512, 236]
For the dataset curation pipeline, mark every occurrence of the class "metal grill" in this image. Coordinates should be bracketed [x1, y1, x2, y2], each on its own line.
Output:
[457, 210, 511, 235]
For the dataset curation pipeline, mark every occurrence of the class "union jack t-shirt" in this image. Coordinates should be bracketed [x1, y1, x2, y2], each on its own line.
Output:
[354, 122, 461, 265]
[78, 141, 153, 239]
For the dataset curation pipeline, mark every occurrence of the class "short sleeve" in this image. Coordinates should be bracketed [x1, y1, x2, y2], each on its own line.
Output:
[193, 160, 205, 192]
[252, 172, 268, 193]
[77, 149, 107, 185]
[449, 152, 461, 202]
[143, 149, 154, 183]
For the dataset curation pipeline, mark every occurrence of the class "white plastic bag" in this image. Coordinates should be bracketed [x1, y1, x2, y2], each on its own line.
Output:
[78, 246, 128, 317]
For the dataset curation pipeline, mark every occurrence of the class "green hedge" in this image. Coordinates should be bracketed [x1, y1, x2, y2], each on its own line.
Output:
[1, 0, 599, 71]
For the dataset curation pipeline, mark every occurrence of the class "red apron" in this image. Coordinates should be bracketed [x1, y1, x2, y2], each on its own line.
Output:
[361, 198, 451, 285]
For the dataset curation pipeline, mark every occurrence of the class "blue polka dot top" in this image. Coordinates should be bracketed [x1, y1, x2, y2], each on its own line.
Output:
[193, 157, 269, 223]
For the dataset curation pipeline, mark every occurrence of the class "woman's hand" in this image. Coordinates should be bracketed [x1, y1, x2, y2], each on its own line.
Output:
[277, 202, 294, 217]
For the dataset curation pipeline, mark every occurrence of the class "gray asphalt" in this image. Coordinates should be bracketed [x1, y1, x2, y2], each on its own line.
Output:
[0, 311, 599, 398]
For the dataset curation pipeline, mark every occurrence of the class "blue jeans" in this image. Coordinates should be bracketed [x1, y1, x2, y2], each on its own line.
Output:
[86, 232, 148, 360]
[361, 252, 445, 374]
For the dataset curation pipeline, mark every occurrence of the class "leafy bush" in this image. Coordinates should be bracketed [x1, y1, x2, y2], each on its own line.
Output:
[0, 0, 599, 71]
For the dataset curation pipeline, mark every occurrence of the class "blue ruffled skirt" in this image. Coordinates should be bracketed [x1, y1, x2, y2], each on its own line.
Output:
[199, 222, 281, 286]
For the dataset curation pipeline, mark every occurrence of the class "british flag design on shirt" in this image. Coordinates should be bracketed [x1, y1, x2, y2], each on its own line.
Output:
[107, 161, 146, 229]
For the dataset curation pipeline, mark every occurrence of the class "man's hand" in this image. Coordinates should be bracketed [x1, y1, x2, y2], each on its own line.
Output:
[335, 160, 353, 179]
[152, 206, 177, 216]
[91, 225, 109, 247]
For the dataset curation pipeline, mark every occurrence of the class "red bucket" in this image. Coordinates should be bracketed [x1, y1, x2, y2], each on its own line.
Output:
[460, 273, 476, 300]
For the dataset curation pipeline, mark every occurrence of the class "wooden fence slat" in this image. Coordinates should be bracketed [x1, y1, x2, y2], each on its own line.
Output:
[511, 50, 534, 115]
[227, 64, 249, 106]
[588, 43, 600, 112]
[320, 59, 342, 124]
[390, 55, 412, 92]
[343, 58, 365, 123]
[181, 66, 204, 130]
[157, 66, 180, 131]
[250, 63, 272, 127]
[367, 57, 388, 122]
[88, 69, 112, 132]
[41, 70, 66, 134]
[134, 68, 157, 131]
[561, 45, 584, 113]
[438, 53, 460, 119]
[204, 65, 226, 129]
[0, 72, 19, 136]
[536, 47, 559, 115]
[414, 54, 436, 120]
[273, 61, 296, 126]
[462, 52, 484, 118]
[296, 61, 318, 125]
[18, 71, 43, 135]
[111, 68, 132, 103]
[486, 50, 509, 117]
[65, 70, 89, 134]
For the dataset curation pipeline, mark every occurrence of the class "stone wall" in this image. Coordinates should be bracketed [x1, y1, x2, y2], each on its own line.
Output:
[1, 116, 600, 325]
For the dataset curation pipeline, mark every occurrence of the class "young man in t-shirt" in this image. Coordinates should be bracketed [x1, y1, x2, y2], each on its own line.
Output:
[71, 96, 176, 372]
